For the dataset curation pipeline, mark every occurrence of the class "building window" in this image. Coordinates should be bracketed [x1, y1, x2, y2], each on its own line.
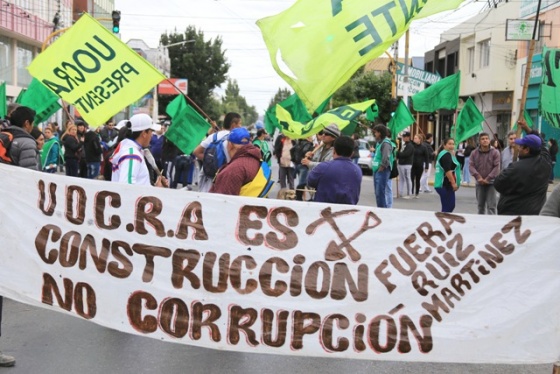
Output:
[0, 36, 13, 85]
[479, 39, 490, 68]
[467, 47, 475, 73]
[17, 42, 34, 86]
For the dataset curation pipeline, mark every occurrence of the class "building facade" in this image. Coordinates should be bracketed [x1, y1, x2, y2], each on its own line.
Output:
[0, 0, 74, 98]
[424, 1, 520, 142]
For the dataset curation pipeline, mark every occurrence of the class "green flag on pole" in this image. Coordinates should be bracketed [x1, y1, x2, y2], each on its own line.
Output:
[275, 99, 375, 139]
[366, 103, 379, 122]
[264, 94, 331, 136]
[453, 97, 484, 144]
[388, 100, 415, 135]
[0, 82, 6, 119]
[540, 47, 560, 128]
[257, 0, 464, 111]
[18, 78, 61, 124]
[412, 72, 461, 112]
[164, 95, 210, 155]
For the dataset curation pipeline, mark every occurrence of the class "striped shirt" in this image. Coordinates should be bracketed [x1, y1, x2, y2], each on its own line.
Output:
[110, 138, 151, 185]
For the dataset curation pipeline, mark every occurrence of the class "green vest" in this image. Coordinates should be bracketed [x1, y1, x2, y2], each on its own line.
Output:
[372, 138, 393, 173]
[434, 150, 461, 188]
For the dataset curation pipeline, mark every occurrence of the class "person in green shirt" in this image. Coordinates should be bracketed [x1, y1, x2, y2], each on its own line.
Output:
[372, 124, 393, 208]
[252, 128, 272, 167]
[41, 125, 63, 173]
[434, 138, 461, 212]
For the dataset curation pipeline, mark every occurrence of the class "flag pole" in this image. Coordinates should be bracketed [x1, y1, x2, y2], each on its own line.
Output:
[513, 0, 543, 161]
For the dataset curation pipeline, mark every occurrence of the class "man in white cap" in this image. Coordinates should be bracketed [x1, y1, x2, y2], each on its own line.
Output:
[110, 113, 167, 187]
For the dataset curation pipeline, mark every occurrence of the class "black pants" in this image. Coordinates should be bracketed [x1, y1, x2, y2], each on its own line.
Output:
[411, 164, 424, 195]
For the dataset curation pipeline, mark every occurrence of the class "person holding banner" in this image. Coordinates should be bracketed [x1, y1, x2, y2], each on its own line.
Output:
[110, 113, 167, 187]
[434, 138, 461, 213]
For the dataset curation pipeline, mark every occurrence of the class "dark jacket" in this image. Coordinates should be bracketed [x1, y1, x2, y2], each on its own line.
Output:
[397, 141, 414, 165]
[495, 144, 551, 215]
[62, 134, 82, 160]
[307, 157, 362, 205]
[6, 126, 39, 170]
[210, 144, 261, 195]
[412, 142, 430, 169]
[84, 131, 102, 163]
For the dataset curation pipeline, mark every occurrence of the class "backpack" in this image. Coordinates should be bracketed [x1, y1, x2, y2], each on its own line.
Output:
[203, 133, 228, 178]
[0, 130, 16, 164]
[239, 160, 275, 198]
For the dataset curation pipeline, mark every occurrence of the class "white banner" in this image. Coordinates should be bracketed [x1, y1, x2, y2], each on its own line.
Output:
[1, 164, 560, 363]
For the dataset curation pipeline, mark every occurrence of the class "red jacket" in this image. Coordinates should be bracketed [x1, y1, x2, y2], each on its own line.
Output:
[210, 144, 261, 195]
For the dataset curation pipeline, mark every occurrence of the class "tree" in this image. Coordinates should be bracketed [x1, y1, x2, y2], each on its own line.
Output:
[267, 87, 292, 109]
[222, 79, 258, 126]
[159, 27, 230, 119]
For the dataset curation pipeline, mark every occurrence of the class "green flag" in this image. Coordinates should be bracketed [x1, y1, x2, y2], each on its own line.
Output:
[15, 88, 26, 104]
[366, 103, 379, 122]
[164, 95, 210, 155]
[166, 94, 187, 119]
[412, 72, 461, 112]
[264, 94, 331, 136]
[540, 47, 560, 128]
[18, 78, 61, 124]
[453, 97, 484, 144]
[276, 99, 375, 139]
[257, 0, 463, 111]
[388, 100, 415, 135]
[0, 82, 6, 119]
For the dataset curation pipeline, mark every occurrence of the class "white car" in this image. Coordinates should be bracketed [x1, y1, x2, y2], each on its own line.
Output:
[357, 139, 373, 175]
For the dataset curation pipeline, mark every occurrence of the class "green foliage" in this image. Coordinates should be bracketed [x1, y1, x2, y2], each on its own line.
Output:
[332, 71, 393, 124]
[159, 27, 230, 117]
[222, 79, 258, 126]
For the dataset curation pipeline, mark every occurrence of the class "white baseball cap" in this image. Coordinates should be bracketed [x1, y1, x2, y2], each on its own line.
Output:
[129, 114, 161, 132]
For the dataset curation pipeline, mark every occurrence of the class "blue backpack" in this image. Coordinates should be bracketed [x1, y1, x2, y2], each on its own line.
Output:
[202, 133, 228, 178]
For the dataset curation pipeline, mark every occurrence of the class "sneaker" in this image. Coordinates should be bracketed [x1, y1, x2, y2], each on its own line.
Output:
[414, 194, 419, 199]
[403, 195, 412, 199]
[0, 351, 15, 367]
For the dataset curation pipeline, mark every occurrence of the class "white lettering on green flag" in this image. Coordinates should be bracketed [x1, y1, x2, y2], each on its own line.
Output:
[276, 99, 375, 139]
[257, 0, 463, 111]
[28, 13, 165, 126]
[540, 47, 560, 128]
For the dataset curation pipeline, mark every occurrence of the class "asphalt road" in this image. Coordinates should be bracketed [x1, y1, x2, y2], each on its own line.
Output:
[0, 171, 555, 374]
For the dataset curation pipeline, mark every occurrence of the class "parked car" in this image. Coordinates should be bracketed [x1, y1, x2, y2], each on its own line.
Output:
[357, 139, 373, 175]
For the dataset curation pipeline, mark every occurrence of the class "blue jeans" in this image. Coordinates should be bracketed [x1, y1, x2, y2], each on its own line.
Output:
[435, 186, 456, 212]
[374, 169, 390, 208]
[463, 156, 471, 184]
[385, 178, 393, 208]
[296, 164, 309, 187]
[87, 162, 100, 179]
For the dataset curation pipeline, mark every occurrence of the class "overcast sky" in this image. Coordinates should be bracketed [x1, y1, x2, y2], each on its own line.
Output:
[116, 0, 486, 116]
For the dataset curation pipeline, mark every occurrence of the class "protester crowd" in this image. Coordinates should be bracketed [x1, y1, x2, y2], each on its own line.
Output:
[1, 101, 560, 367]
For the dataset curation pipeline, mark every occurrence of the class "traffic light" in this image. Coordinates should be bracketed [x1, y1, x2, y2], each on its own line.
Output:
[111, 10, 121, 33]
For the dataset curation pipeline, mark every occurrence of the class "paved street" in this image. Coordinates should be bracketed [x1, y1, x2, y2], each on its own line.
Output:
[0, 172, 555, 374]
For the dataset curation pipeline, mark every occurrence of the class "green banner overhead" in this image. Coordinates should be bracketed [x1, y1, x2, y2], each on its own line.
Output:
[540, 47, 560, 128]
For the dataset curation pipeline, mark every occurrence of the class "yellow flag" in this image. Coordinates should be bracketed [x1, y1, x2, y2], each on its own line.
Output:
[258, 0, 464, 111]
[276, 99, 375, 139]
[28, 13, 165, 125]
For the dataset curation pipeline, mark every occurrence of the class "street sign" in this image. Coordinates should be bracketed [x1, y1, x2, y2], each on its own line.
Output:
[396, 62, 441, 85]
[397, 75, 425, 95]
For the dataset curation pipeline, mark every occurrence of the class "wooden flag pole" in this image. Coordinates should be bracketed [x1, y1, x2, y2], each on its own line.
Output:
[513, 0, 543, 161]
